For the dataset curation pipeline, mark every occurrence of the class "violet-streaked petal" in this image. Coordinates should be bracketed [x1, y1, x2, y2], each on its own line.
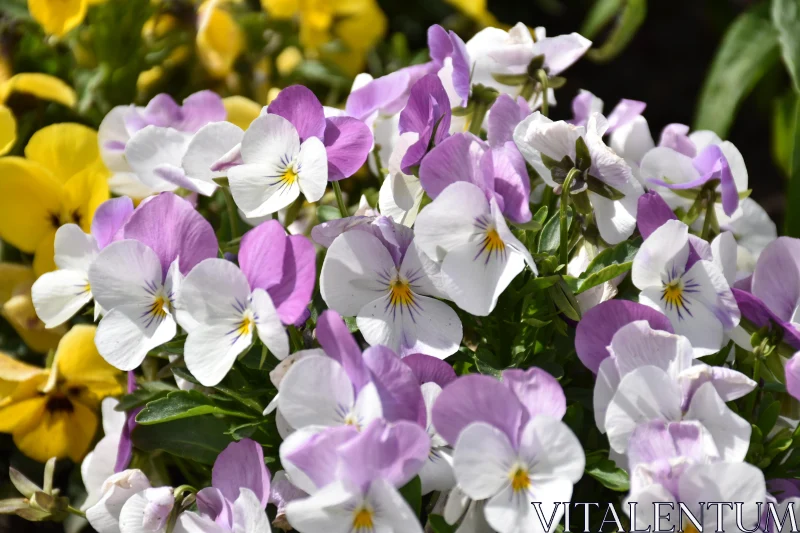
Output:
[487, 94, 531, 148]
[502, 367, 566, 422]
[659, 124, 696, 158]
[238, 220, 287, 292]
[323, 116, 372, 181]
[345, 70, 412, 121]
[92, 196, 134, 249]
[419, 133, 489, 199]
[733, 289, 800, 349]
[431, 374, 526, 448]
[693, 144, 739, 216]
[269, 235, 316, 325]
[176, 90, 227, 133]
[605, 99, 646, 133]
[363, 345, 426, 426]
[488, 142, 532, 223]
[336, 419, 430, 491]
[399, 74, 451, 172]
[637, 191, 677, 239]
[316, 310, 371, 391]
[267, 85, 326, 142]
[402, 353, 457, 387]
[212, 439, 271, 507]
[120, 192, 218, 277]
[575, 299, 674, 373]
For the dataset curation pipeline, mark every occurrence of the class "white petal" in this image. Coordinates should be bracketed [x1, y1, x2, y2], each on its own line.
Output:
[184, 323, 252, 387]
[174, 512, 229, 533]
[278, 355, 356, 429]
[684, 382, 751, 462]
[320, 230, 397, 316]
[683, 259, 740, 331]
[351, 381, 384, 428]
[182, 121, 244, 182]
[232, 488, 271, 533]
[513, 113, 582, 187]
[252, 288, 289, 360]
[640, 146, 700, 186]
[379, 171, 424, 227]
[101, 396, 127, 436]
[125, 126, 191, 189]
[228, 163, 301, 217]
[605, 366, 682, 454]
[240, 114, 300, 166]
[89, 240, 164, 311]
[610, 321, 693, 380]
[520, 416, 585, 484]
[32, 269, 93, 328]
[81, 434, 121, 511]
[54, 223, 98, 271]
[711, 231, 738, 286]
[86, 470, 151, 533]
[119, 487, 173, 533]
[296, 137, 328, 203]
[98, 106, 132, 173]
[609, 116, 654, 166]
[419, 447, 455, 495]
[624, 484, 677, 532]
[284, 481, 359, 533]
[484, 479, 571, 533]
[718, 141, 748, 193]
[399, 240, 448, 299]
[369, 478, 424, 533]
[590, 192, 639, 245]
[453, 422, 516, 500]
[631, 219, 690, 289]
[413, 181, 487, 262]
[593, 357, 620, 433]
[179, 258, 251, 325]
[95, 304, 177, 370]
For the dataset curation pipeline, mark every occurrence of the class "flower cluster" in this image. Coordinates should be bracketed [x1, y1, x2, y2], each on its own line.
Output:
[1, 13, 799, 533]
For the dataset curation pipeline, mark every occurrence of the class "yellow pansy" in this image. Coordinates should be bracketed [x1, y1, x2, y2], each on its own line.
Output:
[223, 95, 262, 130]
[197, 0, 245, 79]
[443, 0, 499, 27]
[27, 0, 88, 37]
[0, 123, 109, 275]
[261, 0, 387, 75]
[0, 325, 123, 463]
[0, 264, 65, 353]
[0, 73, 77, 156]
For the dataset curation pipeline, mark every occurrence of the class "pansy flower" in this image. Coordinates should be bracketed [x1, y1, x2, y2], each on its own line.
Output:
[631, 219, 740, 355]
[414, 181, 535, 316]
[0, 325, 123, 462]
[88, 193, 218, 371]
[320, 216, 462, 357]
[0, 123, 109, 275]
[86, 469, 174, 533]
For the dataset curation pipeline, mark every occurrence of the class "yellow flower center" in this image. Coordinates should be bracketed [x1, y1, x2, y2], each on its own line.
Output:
[343, 413, 361, 431]
[509, 465, 531, 492]
[389, 278, 414, 308]
[475, 225, 507, 263]
[236, 315, 255, 337]
[352, 507, 374, 531]
[662, 279, 684, 307]
[148, 295, 169, 321]
[682, 522, 701, 533]
[281, 167, 298, 186]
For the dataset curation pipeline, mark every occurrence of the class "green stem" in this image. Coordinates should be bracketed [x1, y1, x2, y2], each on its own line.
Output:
[701, 187, 717, 240]
[559, 169, 579, 266]
[468, 102, 488, 136]
[536, 70, 549, 117]
[221, 186, 240, 239]
[519, 78, 536, 101]
[332, 181, 348, 218]
[67, 506, 85, 518]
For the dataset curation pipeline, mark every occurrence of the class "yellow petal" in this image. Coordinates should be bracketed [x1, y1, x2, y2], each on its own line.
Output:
[2, 290, 66, 353]
[197, 0, 245, 79]
[55, 325, 122, 398]
[65, 400, 99, 462]
[0, 73, 77, 108]
[27, 0, 88, 37]
[223, 96, 262, 130]
[0, 396, 45, 434]
[14, 402, 97, 462]
[0, 105, 16, 155]
[328, 0, 386, 75]
[24, 123, 100, 182]
[33, 229, 57, 276]
[62, 164, 111, 234]
[0, 263, 34, 303]
[0, 157, 62, 253]
[261, 0, 299, 19]
[0, 353, 47, 399]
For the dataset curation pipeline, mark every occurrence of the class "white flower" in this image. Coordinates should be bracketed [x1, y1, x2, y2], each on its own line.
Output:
[378, 132, 424, 227]
[86, 469, 152, 533]
[419, 383, 456, 494]
[175, 488, 271, 533]
[81, 398, 127, 511]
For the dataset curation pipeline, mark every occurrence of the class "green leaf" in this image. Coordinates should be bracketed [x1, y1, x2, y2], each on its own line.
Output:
[428, 515, 457, 533]
[694, 4, 780, 136]
[576, 237, 641, 294]
[587, 0, 647, 63]
[580, 0, 623, 39]
[132, 415, 234, 465]
[575, 137, 591, 172]
[586, 459, 630, 491]
[317, 205, 341, 222]
[773, 0, 800, 92]
[116, 388, 170, 411]
[773, 91, 797, 177]
[490, 72, 529, 86]
[136, 390, 258, 425]
[758, 400, 782, 435]
[585, 175, 625, 200]
[538, 207, 572, 255]
[398, 476, 421, 517]
[212, 177, 229, 187]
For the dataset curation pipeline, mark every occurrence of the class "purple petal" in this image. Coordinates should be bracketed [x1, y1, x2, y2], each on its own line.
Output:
[316, 310, 370, 391]
[196, 487, 234, 529]
[419, 133, 489, 199]
[693, 145, 739, 216]
[428, 25, 452, 66]
[659, 124, 697, 158]
[360, 216, 414, 267]
[569, 90, 600, 127]
[271, 235, 316, 325]
[311, 215, 376, 248]
[431, 374, 526, 448]
[127, 94, 181, 132]
[733, 289, 800, 350]
[283, 426, 359, 490]
[92, 197, 134, 249]
[685, 234, 712, 272]
[427, 25, 470, 106]
[502, 367, 566, 422]
[752, 238, 800, 322]
[487, 143, 532, 224]
[345, 70, 412, 121]
[239, 220, 287, 293]
[176, 90, 227, 133]
[269, 472, 307, 515]
[402, 353, 457, 387]
[120, 192, 218, 277]
[487, 94, 531, 148]
[336, 419, 430, 491]
[768, 479, 800, 502]
[637, 191, 677, 239]
[212, 439, 271, 507]
[627, 420, 707, 488]
[606, 99, 646, 133]
[324, 116, 372, 181]
[575, 300, 674, 373]
[267, 85, 326, 142]
[399, 74, 451, 172]
[363, 346, 426, 426]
